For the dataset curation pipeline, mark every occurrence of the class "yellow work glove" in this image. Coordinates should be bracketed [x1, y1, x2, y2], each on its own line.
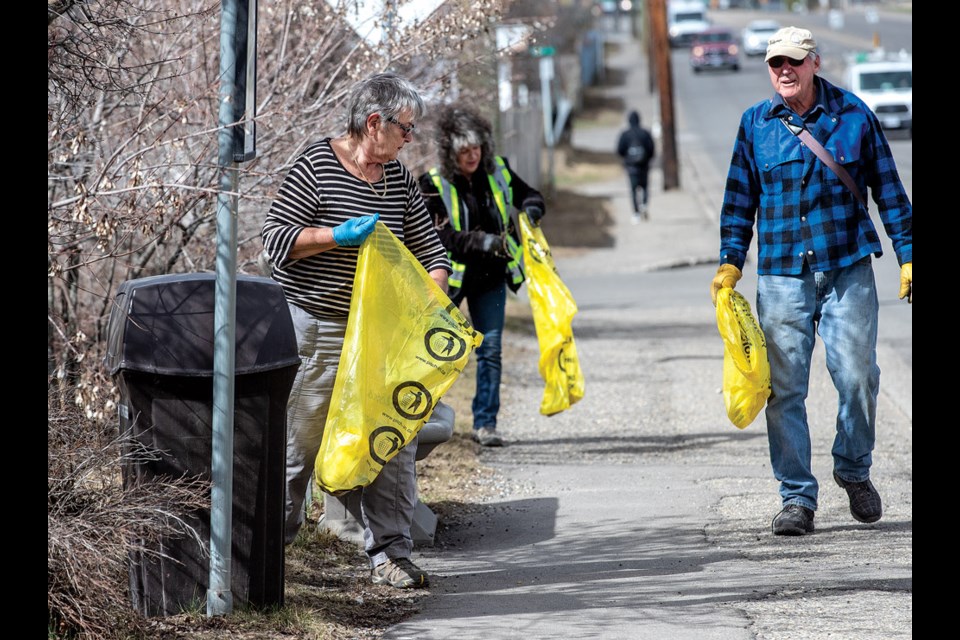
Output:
[711, 264, 743, 306]
[899, 262, 912, 303]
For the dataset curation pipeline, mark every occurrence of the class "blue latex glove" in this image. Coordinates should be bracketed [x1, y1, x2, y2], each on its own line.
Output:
[525, 205, 544, 226]
[332, 213, 379, 247]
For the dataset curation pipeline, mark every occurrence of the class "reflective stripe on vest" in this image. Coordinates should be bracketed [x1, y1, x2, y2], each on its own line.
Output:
[488, 157, 524, 287]
[428, 157, 524, 290]
[428, 168, 466, 288]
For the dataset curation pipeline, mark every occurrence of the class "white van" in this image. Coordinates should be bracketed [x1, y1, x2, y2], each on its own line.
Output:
[667, 0, 710, 48]
[845, 57, 912, 138]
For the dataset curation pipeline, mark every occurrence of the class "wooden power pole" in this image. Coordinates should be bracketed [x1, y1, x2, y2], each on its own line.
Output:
[647, 0, 679, 190]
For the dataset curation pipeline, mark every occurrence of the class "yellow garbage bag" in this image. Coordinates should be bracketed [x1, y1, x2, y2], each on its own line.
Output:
[715, 287, 771, 429]
[315, 222, 483, 494]
[519, 212, 584, 416]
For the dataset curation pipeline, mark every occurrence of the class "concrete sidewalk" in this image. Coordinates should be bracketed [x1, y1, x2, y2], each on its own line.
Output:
[384, 32, 912, 640]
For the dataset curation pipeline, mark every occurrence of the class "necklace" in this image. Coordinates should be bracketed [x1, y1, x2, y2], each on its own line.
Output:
[352, 151, 388, 198]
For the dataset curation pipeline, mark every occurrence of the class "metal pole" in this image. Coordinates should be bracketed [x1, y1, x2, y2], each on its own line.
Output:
[208, 0, 240, 617]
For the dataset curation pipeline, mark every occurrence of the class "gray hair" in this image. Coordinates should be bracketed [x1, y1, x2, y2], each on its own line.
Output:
[345, 73, 425, 138]
[436, 104, 496, 179]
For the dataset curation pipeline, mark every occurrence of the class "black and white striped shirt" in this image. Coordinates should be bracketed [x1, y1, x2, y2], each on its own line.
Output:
[262, 138, 451, 319]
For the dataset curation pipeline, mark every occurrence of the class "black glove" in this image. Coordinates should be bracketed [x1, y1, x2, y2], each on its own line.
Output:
[525, 205, 544, 226]
[480, 232, 508, 258]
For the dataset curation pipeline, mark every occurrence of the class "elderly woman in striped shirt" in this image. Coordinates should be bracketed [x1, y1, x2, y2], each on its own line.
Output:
[262, 73, 449, 589]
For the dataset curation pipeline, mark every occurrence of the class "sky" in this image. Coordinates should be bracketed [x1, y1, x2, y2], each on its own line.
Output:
[326, 0, 448, 46]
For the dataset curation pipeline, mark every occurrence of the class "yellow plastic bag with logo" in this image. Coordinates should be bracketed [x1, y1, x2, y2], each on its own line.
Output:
[519, 212, 584, 416]
[715, 287, 771, 429]
[315, 222, 483, 494]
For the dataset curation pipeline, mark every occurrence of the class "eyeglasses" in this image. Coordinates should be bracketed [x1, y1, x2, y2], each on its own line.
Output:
[386, 116, 416, 136]
[768, 55, 808, 69]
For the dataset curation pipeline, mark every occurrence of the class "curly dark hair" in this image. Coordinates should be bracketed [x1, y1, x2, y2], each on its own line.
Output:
[436, 104, 496, 180]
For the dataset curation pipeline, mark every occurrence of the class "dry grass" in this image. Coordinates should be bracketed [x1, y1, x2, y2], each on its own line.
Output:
[48, 396, 211, 639]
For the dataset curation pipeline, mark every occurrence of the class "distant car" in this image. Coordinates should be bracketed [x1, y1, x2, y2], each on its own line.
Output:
[741, 19, 781, 57]
[690, 28, 740, 73]
[845, 58, 912, 137]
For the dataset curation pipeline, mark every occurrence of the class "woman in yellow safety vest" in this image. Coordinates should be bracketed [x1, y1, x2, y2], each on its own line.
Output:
[418, 105, 546, 447]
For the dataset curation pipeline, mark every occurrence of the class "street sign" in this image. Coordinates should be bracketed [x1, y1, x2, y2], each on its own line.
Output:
[530, 45, 556, 57]
[232, 0, 257, 162]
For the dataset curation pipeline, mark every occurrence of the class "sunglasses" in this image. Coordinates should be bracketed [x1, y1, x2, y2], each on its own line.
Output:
[386, 116, 416, 136]
[768, 55, 808, 69]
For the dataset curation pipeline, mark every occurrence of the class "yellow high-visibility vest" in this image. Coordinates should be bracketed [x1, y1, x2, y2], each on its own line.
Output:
[428, 156, 524, 290]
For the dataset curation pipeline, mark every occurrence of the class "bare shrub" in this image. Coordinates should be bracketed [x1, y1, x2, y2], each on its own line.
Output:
[47, 0, 510, 408]
[48, 393, 210, 638]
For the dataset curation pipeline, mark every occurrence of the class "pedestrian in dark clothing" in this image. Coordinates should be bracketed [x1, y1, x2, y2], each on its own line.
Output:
[616, 110, 656, 223]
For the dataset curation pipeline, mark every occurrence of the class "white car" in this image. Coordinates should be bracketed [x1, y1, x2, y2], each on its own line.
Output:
[741, 19, 781, 57]
[845, 58, 912, 137]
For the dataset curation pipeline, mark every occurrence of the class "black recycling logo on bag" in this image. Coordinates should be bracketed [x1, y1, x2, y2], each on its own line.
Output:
[557, 336, 575, 374]
[425, 328, 466, 361]
[369, 426, 405, 465]
[393, 381, 433, 420]
[443, 302, 475, 334]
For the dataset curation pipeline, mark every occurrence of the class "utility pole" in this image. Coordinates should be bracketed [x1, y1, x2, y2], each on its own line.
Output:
[648, 0, 679, 190]
[646, 2, 656, 95]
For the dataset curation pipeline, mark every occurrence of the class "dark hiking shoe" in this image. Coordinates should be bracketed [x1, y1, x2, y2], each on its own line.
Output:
[772, 504, 815, 536]
[834, 472, 882, 523]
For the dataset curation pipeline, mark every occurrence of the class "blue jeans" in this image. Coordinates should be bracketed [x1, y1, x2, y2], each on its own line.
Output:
[451, 282, 506, 430]
[756, 257, 880, 511]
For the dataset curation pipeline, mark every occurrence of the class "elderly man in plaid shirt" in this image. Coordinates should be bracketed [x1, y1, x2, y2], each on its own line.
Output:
[709, 27, 912, 536]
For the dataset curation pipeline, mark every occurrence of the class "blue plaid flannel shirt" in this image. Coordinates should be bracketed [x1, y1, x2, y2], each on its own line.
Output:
[719, 76, 912, 275]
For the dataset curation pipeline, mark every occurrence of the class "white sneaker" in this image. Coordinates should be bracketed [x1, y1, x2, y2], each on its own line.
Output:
[472, 427, 504, 447]
[631, 213, 642, 225]
[371, 557, 429, 588]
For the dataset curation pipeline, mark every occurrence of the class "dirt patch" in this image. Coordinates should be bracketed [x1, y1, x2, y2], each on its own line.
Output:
[542, 187, 615, 249]
[538, 143, 620, 250]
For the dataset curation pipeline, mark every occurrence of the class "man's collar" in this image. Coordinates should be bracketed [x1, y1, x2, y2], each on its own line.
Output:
[810, 76, 828, 116]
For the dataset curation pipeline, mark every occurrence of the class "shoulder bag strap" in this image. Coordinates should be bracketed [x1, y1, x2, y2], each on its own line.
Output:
[780, 117, 867, 207]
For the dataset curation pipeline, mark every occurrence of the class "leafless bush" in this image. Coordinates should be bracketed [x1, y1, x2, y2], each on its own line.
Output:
[48, 394, 210, 638]
[47, 0, 511, 411]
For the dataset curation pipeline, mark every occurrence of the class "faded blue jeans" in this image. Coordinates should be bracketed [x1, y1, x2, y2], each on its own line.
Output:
[757, 257, 881, 511]
[450, 281, 506, 430]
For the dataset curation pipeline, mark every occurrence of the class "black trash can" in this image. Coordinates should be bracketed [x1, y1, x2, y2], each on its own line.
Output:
[103, 273, 300, 617]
